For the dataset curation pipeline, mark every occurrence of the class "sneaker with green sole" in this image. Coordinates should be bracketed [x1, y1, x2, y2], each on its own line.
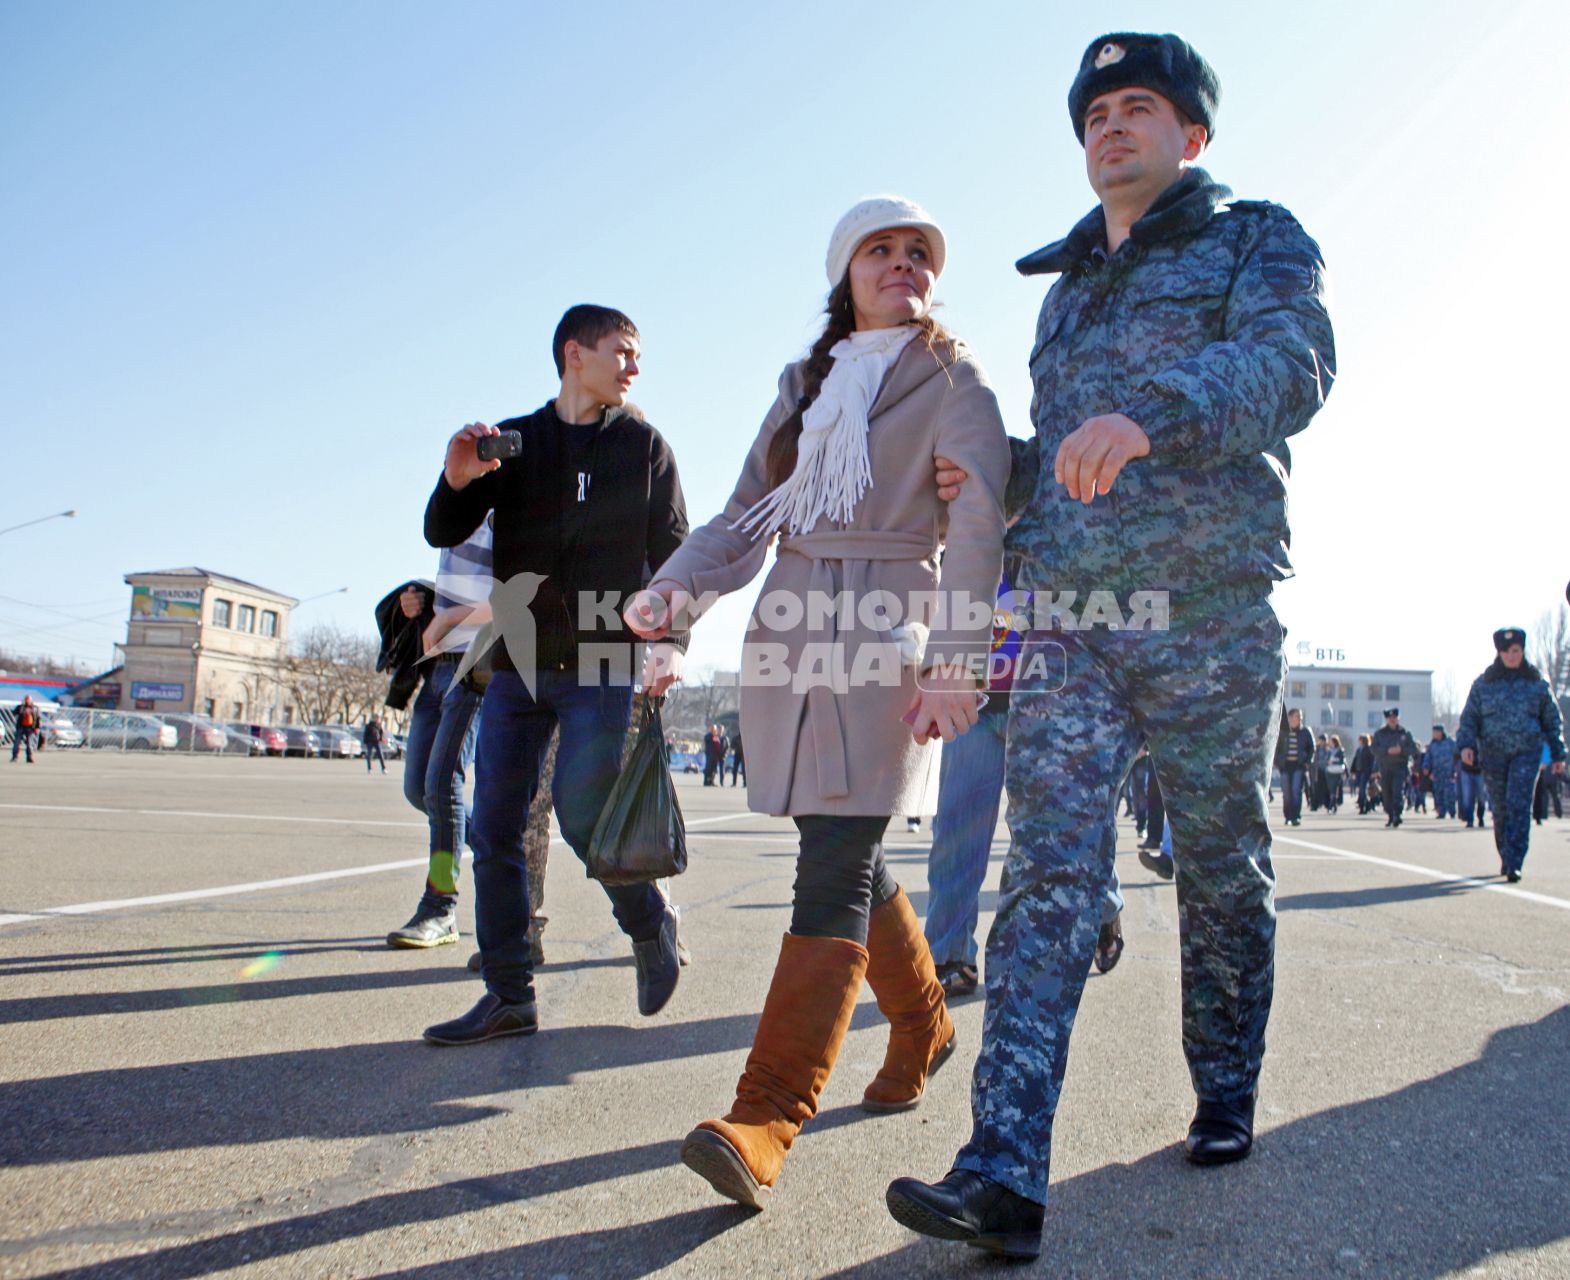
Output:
[387, 907, 459, 949]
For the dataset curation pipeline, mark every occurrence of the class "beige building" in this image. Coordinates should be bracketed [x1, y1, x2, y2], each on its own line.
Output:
[113, 568, 299, 723]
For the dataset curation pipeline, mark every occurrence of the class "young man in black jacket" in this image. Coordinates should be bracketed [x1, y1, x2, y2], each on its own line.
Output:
[1274, 708, 1315, 826]
[421, 304, 690, 1045]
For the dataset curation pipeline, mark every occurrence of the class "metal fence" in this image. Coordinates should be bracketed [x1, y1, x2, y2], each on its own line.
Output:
[0, 704, 402, 758]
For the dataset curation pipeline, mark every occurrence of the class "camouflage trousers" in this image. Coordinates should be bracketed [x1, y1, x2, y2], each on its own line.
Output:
[954, 589, 1286, 1205]
[1483, 752, 1539, 875]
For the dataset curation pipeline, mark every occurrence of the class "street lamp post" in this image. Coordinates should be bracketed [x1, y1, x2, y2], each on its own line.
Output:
[0, 510, 76, 537]
[273, 586, 347, 725]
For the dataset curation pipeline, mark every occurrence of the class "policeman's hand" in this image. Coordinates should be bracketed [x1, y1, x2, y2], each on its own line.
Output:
[398, 586, 427, 619]
[934, 454, 968, 502]
[1054, 413, 1150, 504]
[1461, 747, 1476, 767]
[443, 422, 501, 490]
[1387, 746, 1402, 756]
[904, 671, 981, 746]
[642, 642, 684, 696]
[1554, 760, 1566, 776]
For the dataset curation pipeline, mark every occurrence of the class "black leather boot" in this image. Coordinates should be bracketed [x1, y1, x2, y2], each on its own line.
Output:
[885, 1169, 1044, 1259]
[1185, 1093, 1256, 1164]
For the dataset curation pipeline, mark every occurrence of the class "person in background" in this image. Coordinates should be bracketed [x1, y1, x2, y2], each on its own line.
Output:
[9, 695, 40, 764]
[1275, 708, 1314, 827]
[1426, 725, 1457, 820]
[730, 731, 746, 787]
[363, 714, 387, 775]
[1351, 733, 1375, 814]
[1457, 627, 1565, 881]
[1310, 732, 1330, 812]
[1325, 734, 1345, 812]
[1457, 734, 1488, 828]
[1371, 708, 1419, 828]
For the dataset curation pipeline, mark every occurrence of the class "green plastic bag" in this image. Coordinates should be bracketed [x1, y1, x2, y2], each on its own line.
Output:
[587, 696, 688, 886]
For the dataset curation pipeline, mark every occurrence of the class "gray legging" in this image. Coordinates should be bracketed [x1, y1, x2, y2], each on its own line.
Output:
[789, 814, 898, 945]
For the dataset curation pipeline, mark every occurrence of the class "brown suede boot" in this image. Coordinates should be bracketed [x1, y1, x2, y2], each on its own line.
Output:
[860, 886, 956, 1113]
[681, 933, 867, 1209]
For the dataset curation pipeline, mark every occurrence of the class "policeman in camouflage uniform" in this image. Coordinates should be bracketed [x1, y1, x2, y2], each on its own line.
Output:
[886, 33, 1335, 1259]
[1457, 627, 1566, 881]
[1425, 725, 1458, 819]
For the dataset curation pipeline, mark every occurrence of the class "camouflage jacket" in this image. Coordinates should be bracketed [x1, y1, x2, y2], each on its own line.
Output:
[1457, 668, 1566, 765]
[1006, 168, 1335, 599]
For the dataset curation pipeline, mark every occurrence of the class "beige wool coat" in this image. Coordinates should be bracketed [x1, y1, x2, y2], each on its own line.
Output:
[650, 337, 1010, 817]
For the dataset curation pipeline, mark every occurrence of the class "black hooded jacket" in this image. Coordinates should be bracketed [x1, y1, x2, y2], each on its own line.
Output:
[375, 580, 435, 710]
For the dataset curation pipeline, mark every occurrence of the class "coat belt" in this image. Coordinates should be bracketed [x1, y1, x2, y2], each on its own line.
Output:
[777, 529, 939, 801]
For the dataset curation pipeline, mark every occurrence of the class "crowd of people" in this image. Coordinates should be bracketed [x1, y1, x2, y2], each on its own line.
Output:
[338, 28, 1563, 1264]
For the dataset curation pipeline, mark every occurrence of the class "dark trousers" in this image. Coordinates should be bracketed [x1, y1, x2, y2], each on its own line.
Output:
[1458, 770, 1487, 824]
[789, 814, 896, 946]
[1144, 767, 1165, 845]
[1380, 766, 1406, 822]
[10, 727, 36, 762]
[730, 756, 745, 785]
[470, 669, 666, 1004]
[365, 741, 386, 772]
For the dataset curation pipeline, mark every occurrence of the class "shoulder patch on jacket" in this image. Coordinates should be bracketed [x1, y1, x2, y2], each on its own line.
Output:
[1259, 251, 1320, 298]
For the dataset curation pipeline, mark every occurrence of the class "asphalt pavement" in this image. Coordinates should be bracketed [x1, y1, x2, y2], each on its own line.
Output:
[1, 752, 1566, 1279]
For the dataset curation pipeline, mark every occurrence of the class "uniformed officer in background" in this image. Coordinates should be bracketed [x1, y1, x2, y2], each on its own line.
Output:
[888, 31, 1336, 1259]
[1371, 708, 1419, 827]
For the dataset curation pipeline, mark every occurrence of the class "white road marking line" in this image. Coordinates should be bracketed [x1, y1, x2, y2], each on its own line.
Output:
[0, 808, 766, 927]
[0, 802, 427, 829]
[1275, 833, 1570, 912]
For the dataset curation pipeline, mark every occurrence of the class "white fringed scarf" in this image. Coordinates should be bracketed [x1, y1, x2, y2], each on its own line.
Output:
[735, 324, 918, 538]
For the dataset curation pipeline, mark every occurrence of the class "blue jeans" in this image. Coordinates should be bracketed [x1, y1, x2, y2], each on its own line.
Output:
[924, 711, 1121, 969]
[402, 657, 483, 907]
[1280, 765, 1307, 822]
[471, 668, 666, 1004]
[1457, 770, 1487, 825]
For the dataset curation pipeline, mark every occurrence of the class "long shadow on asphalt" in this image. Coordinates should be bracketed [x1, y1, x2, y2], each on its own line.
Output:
[0, 1005, 895, 1166]
[0, 964, 479, 1024]
[825, 1006, 1570, 1279]
[1278, 879, 1509, 912]
[14, 1011, 1569, 1277]
[0, 939, 394, 978]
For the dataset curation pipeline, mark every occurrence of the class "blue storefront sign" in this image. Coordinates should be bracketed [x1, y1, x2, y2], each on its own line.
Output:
[131, 682, 184, 701]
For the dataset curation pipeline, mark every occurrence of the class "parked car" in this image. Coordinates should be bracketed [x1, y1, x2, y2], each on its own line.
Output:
[156, 713, 231, 753]
[59, 709, 179, 751]
[224, 722, 288, 756]
[310, 727, 362, 759]
[281, 726, 320, 758]
[39, 708, 85, 749]
[222, 725, 266, 755]
[383, 732, 405, 760]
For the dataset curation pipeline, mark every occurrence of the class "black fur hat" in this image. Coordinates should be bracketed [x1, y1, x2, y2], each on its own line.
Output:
[1068, 33, 1221, 144]
[1493, 627, 1526, 651]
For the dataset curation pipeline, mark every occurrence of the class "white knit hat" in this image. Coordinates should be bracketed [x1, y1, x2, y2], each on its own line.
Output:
[824, 195, 947, 287]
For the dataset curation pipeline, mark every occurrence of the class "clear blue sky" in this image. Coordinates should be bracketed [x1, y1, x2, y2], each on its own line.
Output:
[2, 0, 1564, 700]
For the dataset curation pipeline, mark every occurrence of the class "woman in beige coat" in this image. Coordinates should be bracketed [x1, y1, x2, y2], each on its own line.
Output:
[626, 196, 1010, 1209]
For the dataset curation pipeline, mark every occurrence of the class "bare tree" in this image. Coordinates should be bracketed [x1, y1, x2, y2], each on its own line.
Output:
[285, 624, 388, 726]
[1432, 671, 1462, 728]
[663, 665, 739, 740]
[1533, 604, 1569, 693]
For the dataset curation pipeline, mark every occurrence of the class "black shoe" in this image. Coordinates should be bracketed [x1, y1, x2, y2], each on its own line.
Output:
[885, 1169, 1044, 1259]
[633, 906, 682, 1016]
[1138, 848, 1174, 880]
[387, 904, 459, 949]
[1506, 869, 1522, 883]
[1185, 1094, 1256, 1165]
[423, 992, 537, 1046]
[1094, 915, 1124, 974]
[466, 949, 482, 974]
